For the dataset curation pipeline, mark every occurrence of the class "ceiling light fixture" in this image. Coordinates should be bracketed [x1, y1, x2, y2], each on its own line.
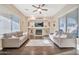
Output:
[32, 4, 48, 14]
[37, 9, 42, 12]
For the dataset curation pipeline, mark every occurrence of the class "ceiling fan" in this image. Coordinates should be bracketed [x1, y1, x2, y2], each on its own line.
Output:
[32, 4, 48, 14]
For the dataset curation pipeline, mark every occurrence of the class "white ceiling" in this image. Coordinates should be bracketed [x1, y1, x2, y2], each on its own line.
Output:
[14, 4, 66, 17]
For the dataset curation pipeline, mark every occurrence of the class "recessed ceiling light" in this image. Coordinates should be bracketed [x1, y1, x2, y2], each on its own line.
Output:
[37, 9, 41, 12]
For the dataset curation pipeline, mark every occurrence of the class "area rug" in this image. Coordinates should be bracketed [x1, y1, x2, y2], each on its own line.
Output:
[25, 39, 52, 46]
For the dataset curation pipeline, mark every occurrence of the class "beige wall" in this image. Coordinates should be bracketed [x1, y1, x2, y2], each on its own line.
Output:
[45, 17, 54, 33]
[51, 4, 79, 33]
[0, 4, 28, 32]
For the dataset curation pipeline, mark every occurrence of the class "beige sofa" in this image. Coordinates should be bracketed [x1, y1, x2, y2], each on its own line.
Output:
[2, 32, 28, 48]
[49, 32, 76, 48]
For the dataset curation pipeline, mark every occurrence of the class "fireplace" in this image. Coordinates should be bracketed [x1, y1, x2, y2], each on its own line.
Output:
[36, 29, 42, 35]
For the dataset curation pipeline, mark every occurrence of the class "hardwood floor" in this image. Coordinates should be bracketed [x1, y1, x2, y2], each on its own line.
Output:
[0, 39, 76, 55]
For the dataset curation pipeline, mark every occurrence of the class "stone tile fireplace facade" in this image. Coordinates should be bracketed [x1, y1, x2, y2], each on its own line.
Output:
[28, 19, 50, 39]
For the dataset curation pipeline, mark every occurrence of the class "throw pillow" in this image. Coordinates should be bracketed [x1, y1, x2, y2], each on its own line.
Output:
[12, 35, 17, 38]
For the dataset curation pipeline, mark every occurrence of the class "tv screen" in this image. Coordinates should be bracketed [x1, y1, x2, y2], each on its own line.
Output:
[35, 22, 43, 27]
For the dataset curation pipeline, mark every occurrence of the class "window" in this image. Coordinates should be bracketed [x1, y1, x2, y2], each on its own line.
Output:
[59, 16, 66, 32]
[0, 15, 20, 34]
[0, 16, 11, 34]
[10, 15, 20, 32]
[59, 9, 78, 37]
[67, 9, 78, 37]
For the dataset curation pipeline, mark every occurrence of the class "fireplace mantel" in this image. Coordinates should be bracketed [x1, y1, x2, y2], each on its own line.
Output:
[28, 19, 50, 39]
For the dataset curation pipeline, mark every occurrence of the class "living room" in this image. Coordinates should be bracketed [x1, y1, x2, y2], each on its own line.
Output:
[0, 4, 79, 55]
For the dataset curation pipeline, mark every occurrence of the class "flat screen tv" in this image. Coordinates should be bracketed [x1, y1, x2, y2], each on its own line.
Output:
[35, 22, 43, 27]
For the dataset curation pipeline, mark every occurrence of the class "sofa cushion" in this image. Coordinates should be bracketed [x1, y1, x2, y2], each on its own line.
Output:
[23, 32, 27, 36]
[12, 35, 17, 38]
[12, 32, 17, 36]
[3, 31, 24, 39]
[20, 36, 25, 40]
[3, 33, 12, 38]
[60, 34, 67, 38]
[16, 32, 23, 37]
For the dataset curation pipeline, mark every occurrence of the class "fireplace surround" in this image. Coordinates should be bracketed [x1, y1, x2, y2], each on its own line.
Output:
[35, 29, 42, 35]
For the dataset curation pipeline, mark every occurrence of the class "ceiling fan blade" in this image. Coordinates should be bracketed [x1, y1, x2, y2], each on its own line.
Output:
[39, 11, 42, 14]
[42, 9, 48, 11]
[33, 10, 37, 12]
[41, 4, 45, 7]
[32, 5, 38, 8]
